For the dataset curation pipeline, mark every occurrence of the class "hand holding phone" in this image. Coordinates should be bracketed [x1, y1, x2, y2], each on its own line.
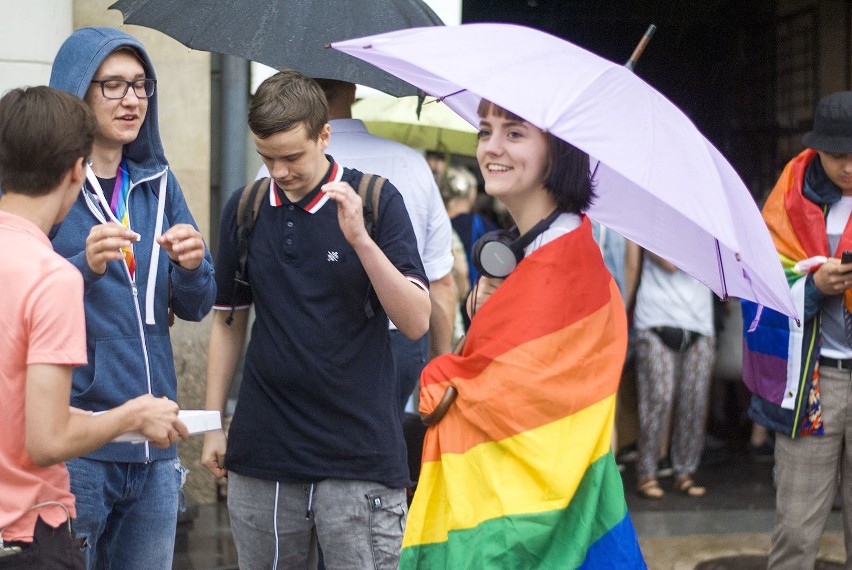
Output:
[842, 251, 852, 265]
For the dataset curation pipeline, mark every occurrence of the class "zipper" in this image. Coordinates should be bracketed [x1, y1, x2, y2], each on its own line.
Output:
[124, 171, 168, 462]
[85, 167, 166, 462]
[131, 282, 154, 462]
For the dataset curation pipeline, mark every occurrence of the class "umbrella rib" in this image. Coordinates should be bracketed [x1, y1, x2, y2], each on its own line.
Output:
[436, 88, 468, 102]
[715, 238, 728, 301]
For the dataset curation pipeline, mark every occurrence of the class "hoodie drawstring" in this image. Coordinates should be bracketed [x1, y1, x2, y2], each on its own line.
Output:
[84, 164, 168, 326]
[145, 173, 167, 325]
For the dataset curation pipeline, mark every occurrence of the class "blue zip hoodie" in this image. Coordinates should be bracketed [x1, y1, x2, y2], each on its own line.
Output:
[48, 27, 216, 462]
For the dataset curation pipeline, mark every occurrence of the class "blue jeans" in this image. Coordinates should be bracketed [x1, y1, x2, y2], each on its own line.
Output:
[66, 457, 186, 570]
[389, 330, 427, 413]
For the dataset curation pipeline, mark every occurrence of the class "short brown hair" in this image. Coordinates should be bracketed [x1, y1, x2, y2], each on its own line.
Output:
[477, 99, 595, 214]
[0, 86, 95, 196]
[249, 69, 328, 139]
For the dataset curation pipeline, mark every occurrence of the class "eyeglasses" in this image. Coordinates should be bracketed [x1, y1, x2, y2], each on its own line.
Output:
[90, 78, 156, 100]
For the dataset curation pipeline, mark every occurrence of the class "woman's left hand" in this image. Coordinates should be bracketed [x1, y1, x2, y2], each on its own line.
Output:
[467, 276, 504, 317]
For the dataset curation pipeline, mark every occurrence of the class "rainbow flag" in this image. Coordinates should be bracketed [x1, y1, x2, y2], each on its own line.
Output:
[403, 218, 645, 569]
[109, 160, 136, 279]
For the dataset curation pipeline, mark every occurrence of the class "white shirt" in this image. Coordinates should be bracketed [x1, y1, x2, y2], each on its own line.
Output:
[820, 196, 852, 358]
[524, 212, 581, 255]
[633, 256, 715, 337]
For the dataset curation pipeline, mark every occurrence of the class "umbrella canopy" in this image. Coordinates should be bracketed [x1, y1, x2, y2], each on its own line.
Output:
[332, 23, 797, 319]
[109, 0, 443, 96]
[352, 94, 478, 155]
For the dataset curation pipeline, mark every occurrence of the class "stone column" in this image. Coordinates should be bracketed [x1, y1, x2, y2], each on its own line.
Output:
[0, 0, 72, 93]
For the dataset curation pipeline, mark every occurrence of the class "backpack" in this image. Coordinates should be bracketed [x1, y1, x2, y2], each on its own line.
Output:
[225, 173, 387, 325]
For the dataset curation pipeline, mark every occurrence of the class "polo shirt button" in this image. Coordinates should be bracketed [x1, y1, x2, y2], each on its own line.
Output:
[288, 205, 295, 211]
[286, 238, 293, 245]
[287, 221, 294, 228]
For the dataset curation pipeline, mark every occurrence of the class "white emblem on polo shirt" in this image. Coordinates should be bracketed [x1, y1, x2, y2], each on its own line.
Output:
[327, 251, 339, 262]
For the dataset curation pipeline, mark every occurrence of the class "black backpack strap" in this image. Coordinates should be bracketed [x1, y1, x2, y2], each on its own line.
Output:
[358, 173, 385, 239]
[226, 177, 270, 325]
[356, 173, 386, 318]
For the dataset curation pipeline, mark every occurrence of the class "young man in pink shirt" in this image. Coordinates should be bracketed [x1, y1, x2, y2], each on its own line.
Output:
[0, 86, 188, 568]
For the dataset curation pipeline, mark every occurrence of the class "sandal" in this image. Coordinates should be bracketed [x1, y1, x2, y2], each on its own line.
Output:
[674, 477, 706, 497]
[636, 478, 665, 499]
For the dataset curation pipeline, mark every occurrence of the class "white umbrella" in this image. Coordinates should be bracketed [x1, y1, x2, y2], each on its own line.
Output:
[331, 23, 797, 319]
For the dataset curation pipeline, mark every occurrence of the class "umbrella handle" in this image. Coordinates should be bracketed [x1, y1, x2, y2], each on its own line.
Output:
[420, 386, 458, 426]
[625, 24, 657, 70]
[419, 335, 465, 426]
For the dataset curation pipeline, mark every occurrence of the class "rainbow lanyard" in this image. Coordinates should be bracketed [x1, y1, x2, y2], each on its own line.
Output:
[108, 160, 136, 279]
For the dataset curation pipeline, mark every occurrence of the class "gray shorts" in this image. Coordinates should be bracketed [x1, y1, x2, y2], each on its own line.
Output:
[227, 472, 407, 570]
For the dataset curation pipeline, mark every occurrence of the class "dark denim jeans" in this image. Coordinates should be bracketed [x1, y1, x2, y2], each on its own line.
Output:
[66, 457, 186, 569]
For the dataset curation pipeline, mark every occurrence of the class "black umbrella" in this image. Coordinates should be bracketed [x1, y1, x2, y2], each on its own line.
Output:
[109, 0, 443, 96]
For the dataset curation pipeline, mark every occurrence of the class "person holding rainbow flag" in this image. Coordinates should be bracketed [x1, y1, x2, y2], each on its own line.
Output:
[401, 98, 646, 568]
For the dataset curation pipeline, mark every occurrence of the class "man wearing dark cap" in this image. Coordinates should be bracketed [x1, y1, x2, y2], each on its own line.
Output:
[742, 91, 852, 568]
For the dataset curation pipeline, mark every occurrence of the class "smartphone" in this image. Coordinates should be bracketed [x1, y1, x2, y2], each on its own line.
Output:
[842, 251, 852, 265]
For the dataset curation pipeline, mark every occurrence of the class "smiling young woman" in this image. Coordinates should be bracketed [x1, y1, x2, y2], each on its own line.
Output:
[401, 100, 646, 569]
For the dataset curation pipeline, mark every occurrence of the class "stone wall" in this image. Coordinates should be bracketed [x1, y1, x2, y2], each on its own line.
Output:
[172, 316, 217, 504]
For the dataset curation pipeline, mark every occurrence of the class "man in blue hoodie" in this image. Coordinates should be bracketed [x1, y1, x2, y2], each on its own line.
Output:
[49, 27, 216, 569]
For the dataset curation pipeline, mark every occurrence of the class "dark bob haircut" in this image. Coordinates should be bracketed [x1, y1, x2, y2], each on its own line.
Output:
[477, 99, 595, 214]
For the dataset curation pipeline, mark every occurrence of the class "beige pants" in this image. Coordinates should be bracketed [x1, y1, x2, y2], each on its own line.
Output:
[770, 363, 852, 569]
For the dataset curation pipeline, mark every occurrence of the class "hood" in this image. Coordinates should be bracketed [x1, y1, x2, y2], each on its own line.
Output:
[49, 27, 168, 177]
[803, 153, 843, 207]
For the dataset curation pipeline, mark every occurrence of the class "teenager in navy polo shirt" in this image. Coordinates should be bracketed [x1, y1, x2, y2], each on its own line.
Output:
[202, 69, 430, 569]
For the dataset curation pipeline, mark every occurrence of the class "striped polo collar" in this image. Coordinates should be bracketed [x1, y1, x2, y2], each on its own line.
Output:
[269, 157, 343, 214]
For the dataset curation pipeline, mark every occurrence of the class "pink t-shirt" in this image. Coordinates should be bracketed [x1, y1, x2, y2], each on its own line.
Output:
[0, 210, 86, 541]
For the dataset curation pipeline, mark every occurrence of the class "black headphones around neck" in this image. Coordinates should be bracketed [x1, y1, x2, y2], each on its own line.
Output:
[472, 210, 562, 279]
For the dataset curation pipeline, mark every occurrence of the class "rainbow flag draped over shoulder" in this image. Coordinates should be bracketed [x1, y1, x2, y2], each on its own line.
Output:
[743, 149, 852, 437]
[402, 218, 645, 569]
[762, 149, 852, 290]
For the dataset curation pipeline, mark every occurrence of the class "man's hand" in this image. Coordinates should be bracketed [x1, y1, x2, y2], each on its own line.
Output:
[126, 394, 188, 449]
[322, 181, 370, 247]
[201, 430, 228, 478]
[156, 223, 205, 271]
[814, 257, 852, 296]
[85, 223, 139, 275]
